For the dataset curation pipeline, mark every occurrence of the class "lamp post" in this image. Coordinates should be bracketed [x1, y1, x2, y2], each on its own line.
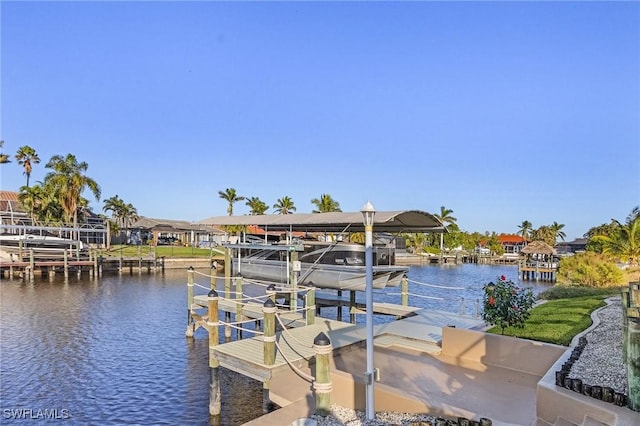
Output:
[361, 201, 376, 421]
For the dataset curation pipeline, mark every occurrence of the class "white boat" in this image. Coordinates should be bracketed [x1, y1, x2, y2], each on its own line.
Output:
[229, 240, 409, 291]
[0, 233, 85, 260]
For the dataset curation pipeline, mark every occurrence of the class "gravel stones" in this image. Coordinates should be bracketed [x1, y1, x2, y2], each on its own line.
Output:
[569, 297, 627, 395]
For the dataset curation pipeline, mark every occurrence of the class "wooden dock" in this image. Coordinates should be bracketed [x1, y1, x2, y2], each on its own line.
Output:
[185, 268, 486, 418]
[518, 261, 557, 282]
[0, 252, 165, 279]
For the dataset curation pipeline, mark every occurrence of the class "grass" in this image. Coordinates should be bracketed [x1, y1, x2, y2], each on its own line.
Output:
[97, 244, 225, 259]
[486, 296, 607, 346]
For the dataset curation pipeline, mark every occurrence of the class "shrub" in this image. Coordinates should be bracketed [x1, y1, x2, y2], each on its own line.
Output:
[482, 275, 535, 335]
[537, 285, 617, 300]
[557, 252, 625, 287]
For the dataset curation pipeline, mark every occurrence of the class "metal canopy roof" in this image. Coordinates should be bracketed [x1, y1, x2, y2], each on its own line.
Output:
[197, 210, 445, 233]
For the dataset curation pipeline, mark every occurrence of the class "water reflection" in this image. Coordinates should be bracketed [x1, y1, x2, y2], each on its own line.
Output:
[0, 264, 552, 425]
[0, 270, 265, 425]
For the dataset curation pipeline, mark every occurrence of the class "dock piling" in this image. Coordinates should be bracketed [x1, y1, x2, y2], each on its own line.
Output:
[207, 289, 221, 416]
[235, 276, 244, 339]
[306, 286, 315, 326]
[262, 298, 276, 414]
[263, 298, 276, 366]
[401, 275, 408, 306]
[186, 267, 195, 337]
[313, 332, 332, 417]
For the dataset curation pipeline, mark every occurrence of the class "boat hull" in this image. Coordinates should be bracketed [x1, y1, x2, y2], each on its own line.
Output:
[233, 258, 408, 291]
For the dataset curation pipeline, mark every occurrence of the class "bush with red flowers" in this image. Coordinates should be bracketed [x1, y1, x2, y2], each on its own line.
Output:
[482, 275, 535, 335]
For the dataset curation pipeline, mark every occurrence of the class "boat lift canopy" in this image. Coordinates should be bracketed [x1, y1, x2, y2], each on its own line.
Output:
[197, 210, 445, 234]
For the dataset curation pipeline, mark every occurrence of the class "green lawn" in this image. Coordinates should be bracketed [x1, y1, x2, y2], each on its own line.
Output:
[486, 296, 608, 346]
[97, 245, 225, 258]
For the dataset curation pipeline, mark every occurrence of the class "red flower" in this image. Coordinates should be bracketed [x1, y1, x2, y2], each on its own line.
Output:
[513, 305, 519, 311]
[489, 296, 495, 306]
[500, 275, 506, 281]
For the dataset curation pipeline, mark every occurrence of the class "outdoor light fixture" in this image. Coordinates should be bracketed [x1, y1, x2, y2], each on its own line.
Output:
[360, 200, 376, 421]
[361, 200, 375, 228]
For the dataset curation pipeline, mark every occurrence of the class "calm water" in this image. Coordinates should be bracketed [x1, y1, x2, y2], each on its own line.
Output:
[0, 264, 552, 425]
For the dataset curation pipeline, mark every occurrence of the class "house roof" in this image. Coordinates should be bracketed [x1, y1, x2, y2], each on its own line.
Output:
[197, 210, 445, 233]
[0, 190, 25, 214]
[520, 240, 557, 255]
[497, 234, 526, 244]
[130, 216, 224, 234]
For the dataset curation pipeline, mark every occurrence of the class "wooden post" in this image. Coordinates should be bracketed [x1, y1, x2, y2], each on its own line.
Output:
[313, 332, 332, 417]
[627, 308, 640, 411]
[350, 291, 356, 324]
[267, 284, 276, 304]
[622, 286, 631, 363]
[186, 266, 195, 337]
[337, 290, 343, 321]
[263, 298, 276, 365]
[210, 258, 216, 289]
[262, 298, 276, 413]
[224, 248, 232, 299]
[29, 250, 35, 281]
[401, 275, 408, 306]
[630, 282, 640, 306]
[224, 248, 232, 341]
[306, 286, 315, 326]
[64, 249, 69, 279]
[207, 289, 221, 416]
[290, 249, 298, 312]
[235, 276, 244, 339]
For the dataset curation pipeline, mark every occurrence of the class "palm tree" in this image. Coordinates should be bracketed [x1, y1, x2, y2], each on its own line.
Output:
[592, 207, 640, 265]
[311, 194, 342, 213]
[18, 184, 47, 223]
[218, 188, 245, 216]
[532, 225, 555, 246]
[44, 154, 101, 229]
[0, 140, 10, 164]
[19, 181, 63, 224]
[246, 197, 269, 215]
[103, 195, 139, 233]
[273, 196, 296, 215]
[517, 220, 533, 243]
[550, 221, 566, 244]
[103, 195, 125, 225]
[121, 202, 139, 229]
[15, 145, 40, 187]
[434, 206, 457, 253]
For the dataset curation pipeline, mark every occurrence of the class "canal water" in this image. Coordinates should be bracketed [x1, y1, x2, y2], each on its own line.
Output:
[0, 264, 552, 425]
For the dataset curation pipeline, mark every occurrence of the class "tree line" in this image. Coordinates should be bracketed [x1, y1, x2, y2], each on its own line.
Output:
[1, 143, 637, 265]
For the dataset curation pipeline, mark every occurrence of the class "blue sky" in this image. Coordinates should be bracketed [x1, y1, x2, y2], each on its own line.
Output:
[1, 1, 638, 241]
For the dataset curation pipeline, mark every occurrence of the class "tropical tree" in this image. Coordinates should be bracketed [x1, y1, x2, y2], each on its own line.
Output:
[273, 196, 296, 215]
[434, 206, 457, 252]
[218, 188, 245, 216]
[311, 194, 341, 213]
[532, 225, 555, 246]
[246, 197, 269, 215]
[103, 195, 139, 229]
[0, 140, 10, 164]
[591, 207, 640, 265]
[517, 220, 533, 243]
[120, 202, 139, 229]
[19, 181, 63, 223]
[15, 145, 40, 187]
[103, 195, 125, 223]
[549, 221, 566, 244]
[585, 220, 621, 253]
[44, 154, 101, 229]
